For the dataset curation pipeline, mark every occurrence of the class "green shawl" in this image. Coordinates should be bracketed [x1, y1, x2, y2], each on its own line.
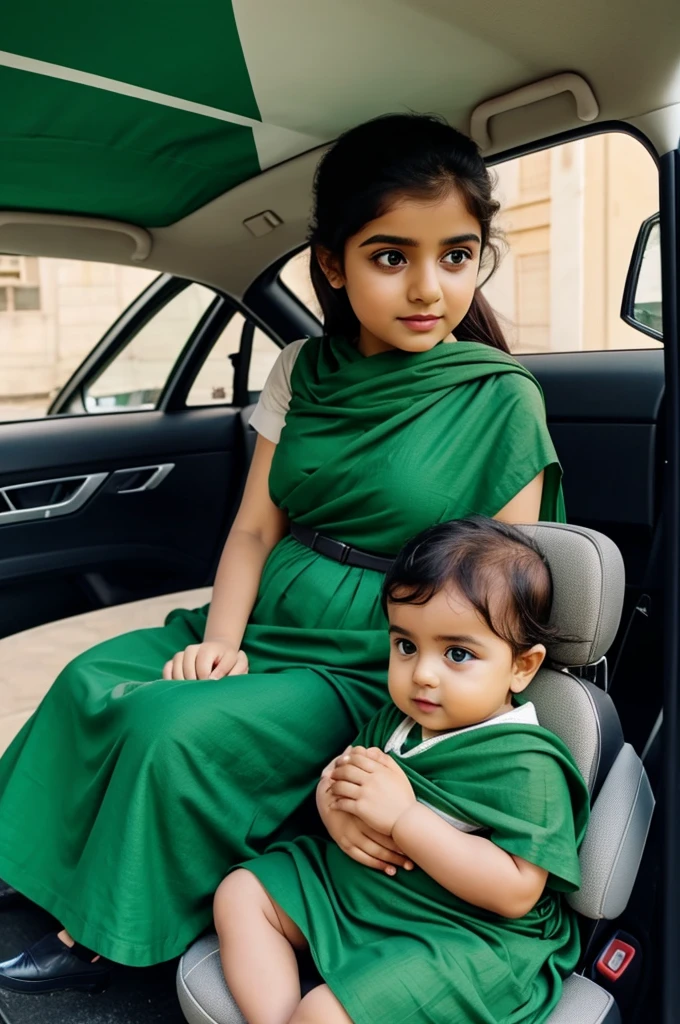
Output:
[269, 336, 565, 557]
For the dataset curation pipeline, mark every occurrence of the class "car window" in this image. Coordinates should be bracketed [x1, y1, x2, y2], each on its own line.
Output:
[0, 257, 158, 424]
[485, 133, 660, 353]
[279, 249, 323, 321]
[277, 131, 659, 354]
[186, 312, 280, 406]
[84, 283, 216, 412]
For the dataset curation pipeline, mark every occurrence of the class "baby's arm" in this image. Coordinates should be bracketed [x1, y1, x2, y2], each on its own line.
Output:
[330, 747, 547, 918]
[393, 804, 548, 918]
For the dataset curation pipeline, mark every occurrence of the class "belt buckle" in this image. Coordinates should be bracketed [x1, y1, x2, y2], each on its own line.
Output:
[336, 540, 351, 564]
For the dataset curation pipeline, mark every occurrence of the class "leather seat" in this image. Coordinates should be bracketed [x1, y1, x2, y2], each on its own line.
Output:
[177, 523, 654, 1024]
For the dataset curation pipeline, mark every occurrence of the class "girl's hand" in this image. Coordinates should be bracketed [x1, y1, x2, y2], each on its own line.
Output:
[329, 747, 416, 835]
[316, 775, 413, 876]
[162, 642, 248, 681]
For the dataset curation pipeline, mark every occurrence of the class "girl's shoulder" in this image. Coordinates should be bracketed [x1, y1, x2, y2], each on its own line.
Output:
[278, 337, 309, 374]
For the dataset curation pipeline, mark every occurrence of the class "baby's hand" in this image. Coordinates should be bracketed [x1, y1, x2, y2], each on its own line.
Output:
[316, 772, 413, 875]
[320, 747, 351, 780]
[329, 747, 416, 835]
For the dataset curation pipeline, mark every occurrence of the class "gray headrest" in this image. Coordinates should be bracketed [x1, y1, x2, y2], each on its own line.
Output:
[518, 523, 625, 668]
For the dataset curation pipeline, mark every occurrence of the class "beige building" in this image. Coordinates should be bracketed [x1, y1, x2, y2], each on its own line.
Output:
[0, 131, 660, 423]
[485, 133, 659, 353]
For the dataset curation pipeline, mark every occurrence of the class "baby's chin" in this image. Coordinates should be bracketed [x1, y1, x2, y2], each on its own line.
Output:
[409, 707, 460, 733]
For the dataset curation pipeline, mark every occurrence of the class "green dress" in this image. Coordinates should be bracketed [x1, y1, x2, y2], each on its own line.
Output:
[245, 702, 590, 1024]
[0, 336, 565, 966]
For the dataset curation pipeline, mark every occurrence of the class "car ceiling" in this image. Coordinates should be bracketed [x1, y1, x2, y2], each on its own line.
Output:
[0, 0, 678, 293]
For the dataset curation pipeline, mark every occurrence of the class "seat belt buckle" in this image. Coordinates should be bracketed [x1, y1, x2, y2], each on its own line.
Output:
[595, 936, 636, 981]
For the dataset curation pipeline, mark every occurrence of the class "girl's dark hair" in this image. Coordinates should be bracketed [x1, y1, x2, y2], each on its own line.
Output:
[382, 517, 570, 658]
[308, 113, 509, 352]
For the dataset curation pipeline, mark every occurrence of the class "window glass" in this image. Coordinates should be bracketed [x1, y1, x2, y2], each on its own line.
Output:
[186, 311, 281, 406]
[277, 132, 659, 354]
[485, 132, 660, 353]
[85, 283, 215, 412]
[186, 312, 242, 406]
[279, 249, 322, 320]
[0, 257, 158, 423]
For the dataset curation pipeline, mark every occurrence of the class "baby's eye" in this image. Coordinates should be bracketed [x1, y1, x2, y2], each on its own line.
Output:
[445, 647, 474, 664]
[373, 250, 406, 268]
[442, 249, 472, 266]
[395, 638, 417, 656]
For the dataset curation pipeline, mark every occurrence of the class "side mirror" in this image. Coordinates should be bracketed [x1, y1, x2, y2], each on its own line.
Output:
[621, 213, 662, 341]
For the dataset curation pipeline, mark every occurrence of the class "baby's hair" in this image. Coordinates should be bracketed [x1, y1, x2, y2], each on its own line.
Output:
[308, 112, 508, 351]
[382, 517, 570, 658]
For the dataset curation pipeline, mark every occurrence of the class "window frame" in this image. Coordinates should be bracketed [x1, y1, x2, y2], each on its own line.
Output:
[486, 122, 660, 354]
[46, 272, 285, 419]
[47, 272, 183, 416]
[244, 242, 322, 343]
[163, 300, 283, 411]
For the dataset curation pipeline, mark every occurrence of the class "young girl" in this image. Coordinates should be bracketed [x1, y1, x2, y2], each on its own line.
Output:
[0, 114, 566, 989]
[216, 517, 589, 1024]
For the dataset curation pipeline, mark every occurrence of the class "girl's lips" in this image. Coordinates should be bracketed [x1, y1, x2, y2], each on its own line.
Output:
[398, 316, 442, 333]
[412, 698, 440, 713]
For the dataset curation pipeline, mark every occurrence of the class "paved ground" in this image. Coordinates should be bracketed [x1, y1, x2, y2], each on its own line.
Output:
[0, 588, 211, 755]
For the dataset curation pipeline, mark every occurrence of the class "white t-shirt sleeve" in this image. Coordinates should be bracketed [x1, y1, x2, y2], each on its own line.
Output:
[248, 338, 308, 444]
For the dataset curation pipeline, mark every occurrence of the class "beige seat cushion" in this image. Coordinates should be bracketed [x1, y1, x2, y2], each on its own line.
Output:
[0, 588, 212, 755]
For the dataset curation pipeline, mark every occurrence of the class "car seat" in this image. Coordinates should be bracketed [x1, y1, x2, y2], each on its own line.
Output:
[176, 522, 655, 1024]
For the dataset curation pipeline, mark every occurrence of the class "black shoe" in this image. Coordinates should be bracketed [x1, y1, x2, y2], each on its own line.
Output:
[0, 933, 111, 994]
[0, 879, 21, 909]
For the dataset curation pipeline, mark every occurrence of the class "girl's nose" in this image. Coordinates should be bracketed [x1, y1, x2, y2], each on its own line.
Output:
[407, 264, 442, 306]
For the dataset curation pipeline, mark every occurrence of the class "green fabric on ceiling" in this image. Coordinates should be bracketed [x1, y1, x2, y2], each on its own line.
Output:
[0, 65, 261, 226]
[2, 1, 261, 119]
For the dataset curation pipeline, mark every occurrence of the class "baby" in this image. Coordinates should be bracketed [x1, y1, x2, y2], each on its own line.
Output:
[214, 516, 590, 1024]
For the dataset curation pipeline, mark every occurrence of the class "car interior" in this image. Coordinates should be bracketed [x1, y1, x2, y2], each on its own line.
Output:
[0, 0, 679, 1022]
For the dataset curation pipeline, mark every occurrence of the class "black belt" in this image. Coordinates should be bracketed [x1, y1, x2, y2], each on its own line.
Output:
[290, 522, 394, 574]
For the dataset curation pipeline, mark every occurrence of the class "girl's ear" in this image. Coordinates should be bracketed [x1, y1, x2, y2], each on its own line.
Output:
[509, 644, 546, 695]
[315, 246, 346, 289]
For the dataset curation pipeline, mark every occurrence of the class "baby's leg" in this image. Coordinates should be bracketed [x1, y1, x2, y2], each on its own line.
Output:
[289, 984, 354, 1024]
[214, 869, 308, 1024]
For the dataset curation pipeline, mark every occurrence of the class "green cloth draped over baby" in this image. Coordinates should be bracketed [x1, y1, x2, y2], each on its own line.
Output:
[244, 701, 590, 1024]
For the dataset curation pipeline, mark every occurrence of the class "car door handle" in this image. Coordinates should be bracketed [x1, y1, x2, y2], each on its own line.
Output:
[0, 473, 109, 525]
[111, 464, 175, 493]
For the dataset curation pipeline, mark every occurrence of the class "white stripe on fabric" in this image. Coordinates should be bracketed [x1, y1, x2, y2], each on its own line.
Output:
[0, 50, 323, 172]
[250, 123, 324, 173]
[384, 702, 540, 759]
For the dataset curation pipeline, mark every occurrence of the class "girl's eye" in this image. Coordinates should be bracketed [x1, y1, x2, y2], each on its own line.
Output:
[395, 638, 417, 656]
[372, 250, 406, 268]
[445, 647, 474, 664]
[442, 249, 472, 267]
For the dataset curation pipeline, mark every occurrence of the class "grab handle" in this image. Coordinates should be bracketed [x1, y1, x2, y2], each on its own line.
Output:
[470, 73, 599, 151]
[0, 212, 152, 261]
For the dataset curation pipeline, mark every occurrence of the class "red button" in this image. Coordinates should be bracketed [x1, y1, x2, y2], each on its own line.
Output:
[596, 938, 636, 981]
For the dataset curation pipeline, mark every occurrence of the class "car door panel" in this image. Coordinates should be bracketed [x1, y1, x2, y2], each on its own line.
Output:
[0, 408, 244, 638]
